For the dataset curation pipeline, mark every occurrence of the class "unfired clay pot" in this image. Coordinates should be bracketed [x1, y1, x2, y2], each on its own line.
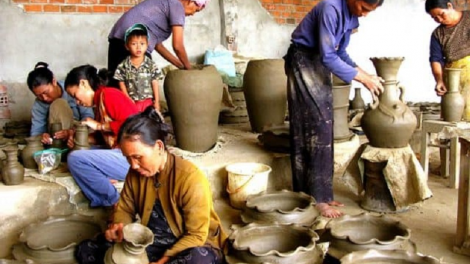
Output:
[441, 68, 464, 122]
[351, 87, 366, 110]
[339, 249, 440, 264]
[240, 190, 319, 226]
[104, 223, 154, 264]
[370, 57, 405, 81]
[72, 123, 90, 151]
[243, 59, 287, 133]
[361, 81, 417, 148]
[228, 222, 323, 264]
[2, 146, 25, 185]
[322, 213, 415, 260]
[333, 83, 353, 142]
[50, 122, 66, 149]
[164, 65, 223, 152]
[21, 136, 44, 169]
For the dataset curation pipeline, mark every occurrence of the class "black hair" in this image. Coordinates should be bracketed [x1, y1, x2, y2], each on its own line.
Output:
[363, 0, 384, 6]
[64, 65, 109, 91]
[118, 106, 171, 147]
[126, 29, 148, 44]
[26, 62, 54, 91]
[425, 0, 451, 13]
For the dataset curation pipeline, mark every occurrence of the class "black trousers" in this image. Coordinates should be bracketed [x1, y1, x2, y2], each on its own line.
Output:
[283, 44, 334, 203]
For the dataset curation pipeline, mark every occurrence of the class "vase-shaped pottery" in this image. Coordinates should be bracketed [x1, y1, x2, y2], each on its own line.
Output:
[164, 65, 223, 153]
[50, 122, 66, 149]
[227, 222, 323, 264]
[441, 68, 464, 122]
[243, 59, 287, 133]
[361, 81, 417, 148]
[2, 146, 25, 185]
[72, 123, 90, 151]
[333, 83, 353, 142]
[322, 213, 415, 260]
[370, 57, 405, 81]
[339, 249, 440, 264]
[21, 136, 44, 169]
[351, 87, 366, 110]
[104, 223, 154, 264]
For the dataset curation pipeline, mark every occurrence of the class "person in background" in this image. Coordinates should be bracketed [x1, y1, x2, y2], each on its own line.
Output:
[114, 23, 163, 112]
[425, 0, 470, 120]
[64, 65, 139, 207]
[284, 0, 385, 218]
[76, 106, 227, 264]
[26, 62, 94, 145]
[107, 0, 210, 86]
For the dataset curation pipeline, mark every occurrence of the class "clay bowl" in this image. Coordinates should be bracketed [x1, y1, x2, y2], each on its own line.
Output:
[241, 190, 319, 226]
[13, 214, 104, 264]
[323, 213, 414, 260]
[340, 249, 441, 264]
[228, 222, 323, 264]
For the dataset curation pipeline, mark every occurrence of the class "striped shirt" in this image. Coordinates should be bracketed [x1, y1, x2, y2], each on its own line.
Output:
[109, 0, 186, 54]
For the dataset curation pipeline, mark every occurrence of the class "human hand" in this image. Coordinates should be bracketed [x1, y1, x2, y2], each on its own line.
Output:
[105, 223, 124, 242]
[435, 81, 447, 96]
[67, 129, 75, 149]
[53, 129, 72, 141]
[81, 120, 101, 130]
[41, 133, 52, 145]
[363, 75, 384, 96]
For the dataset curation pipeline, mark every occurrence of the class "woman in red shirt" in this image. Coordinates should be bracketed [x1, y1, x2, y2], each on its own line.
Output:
[64, 65, 139, 207]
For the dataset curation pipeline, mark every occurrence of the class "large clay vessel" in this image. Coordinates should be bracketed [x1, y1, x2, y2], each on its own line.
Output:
[333, 83, 353, 142]
[351, 87, 366, 110]
[243, 59, 287, 133]
[104, 223, 154, 264]
[72, 123, 90, 151]
[50, 122, 66, 149]
[361, 58, 417, 148]
[441, 68, 464, 122]
[164, 65, 223, 153]
[370, 57, 404, 81]
[21, 136, 44, 169]
[2, 146, 25, 185]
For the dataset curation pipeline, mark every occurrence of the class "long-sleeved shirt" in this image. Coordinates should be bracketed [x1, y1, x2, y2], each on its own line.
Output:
[291, 0, 359, 83]
[108, 0, 186, 53]
[30, 81, 94, 136]
[114, 152, 228, 257]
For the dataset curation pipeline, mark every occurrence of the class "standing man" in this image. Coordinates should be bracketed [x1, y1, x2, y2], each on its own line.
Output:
[284, 0, 385, 218]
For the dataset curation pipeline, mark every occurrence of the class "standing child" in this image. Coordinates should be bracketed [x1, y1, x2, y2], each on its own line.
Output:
[113, 23, 162, 112]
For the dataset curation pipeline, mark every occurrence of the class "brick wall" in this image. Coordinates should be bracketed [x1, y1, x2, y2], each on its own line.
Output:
[12, 0, 143, 13]
[259, 0, 320, 24]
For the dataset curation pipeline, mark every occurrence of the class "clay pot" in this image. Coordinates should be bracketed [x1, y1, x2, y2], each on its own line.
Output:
[21, 136, 44, 169]
[333, 84, 353, 142]
[370, 57, 405, 81]
[340, 249, 440, 264]
[441, 68, 464, 122]
[240, 190, 319, 226]
[12, 214, 104, 264]
[351, 87, 366, 110]
[228, 222, 323, 264]
[104, 223, 154, 264]
[243, 59, 287, 133]
[50, 122, 66, 149]
[164, 65, 223, 153]
[72, 123, 90, 151]
[2, 146, 25, 185]
[361, 81, 417, 148]
[322, 213, 415, 260]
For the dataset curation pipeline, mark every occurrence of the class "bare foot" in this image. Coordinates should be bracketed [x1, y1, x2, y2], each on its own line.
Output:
[328, 200, 344, 207]
[316, 203, 343, 218]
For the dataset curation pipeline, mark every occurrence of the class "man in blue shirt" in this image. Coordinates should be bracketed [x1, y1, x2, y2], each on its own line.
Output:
[27, 62, 94, 145]
[284, 0, 384, 218]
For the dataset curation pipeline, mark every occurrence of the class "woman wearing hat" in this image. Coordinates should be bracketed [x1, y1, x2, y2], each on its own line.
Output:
[108, 0, 209, 85]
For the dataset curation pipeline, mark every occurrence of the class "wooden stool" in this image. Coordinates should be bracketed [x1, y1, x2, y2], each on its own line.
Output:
[420, 120, 460, 188]
[454, 137, 470, 256]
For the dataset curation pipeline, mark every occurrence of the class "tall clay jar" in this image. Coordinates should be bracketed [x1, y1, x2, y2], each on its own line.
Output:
[164, 65, 223, 153]
[441, 68, 465, 122]
[361, 81, 417, 148]
[370, 57, 405, 81]
[351, 87, 366, 110]
[2, 146, 25, 185]
[243, 59, 287, 133]
[333, 83, 353, 141]
[50, 122, 66, 149]
[21, 135, 44, 169]
[73, 123, 91, 151]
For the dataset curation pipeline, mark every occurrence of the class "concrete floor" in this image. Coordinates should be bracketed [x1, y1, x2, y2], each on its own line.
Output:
[0, 123, 469, 263]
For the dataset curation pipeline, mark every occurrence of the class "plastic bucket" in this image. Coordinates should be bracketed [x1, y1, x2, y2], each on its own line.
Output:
[226, 162, 272, 209]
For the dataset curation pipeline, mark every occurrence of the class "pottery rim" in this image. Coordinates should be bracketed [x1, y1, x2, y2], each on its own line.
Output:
[229, 222, 319, 257]
[123, 223, 154, 248]
[244, 190, 316, 214]
[370, 56, 405, 62]
[339, 249, 441, 264]
[325, 213, 411, 245]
